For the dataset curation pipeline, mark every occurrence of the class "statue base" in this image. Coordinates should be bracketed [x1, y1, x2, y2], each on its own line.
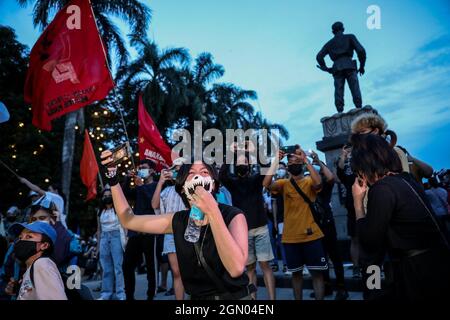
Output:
[315, 105, 378, 239]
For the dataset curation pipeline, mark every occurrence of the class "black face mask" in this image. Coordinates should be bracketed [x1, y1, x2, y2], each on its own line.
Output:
[288, 164, 304, 176]
[14, 240, 40, 262]
[102, 196, 113, 205]
[6, 216, 16, 223]
[236, 165, 250, 177]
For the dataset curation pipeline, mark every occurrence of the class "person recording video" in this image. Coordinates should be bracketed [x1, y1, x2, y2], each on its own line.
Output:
[100, 150, 254, 300]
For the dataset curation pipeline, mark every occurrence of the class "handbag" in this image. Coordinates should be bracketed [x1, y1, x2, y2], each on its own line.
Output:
[289, 178, 326, 227]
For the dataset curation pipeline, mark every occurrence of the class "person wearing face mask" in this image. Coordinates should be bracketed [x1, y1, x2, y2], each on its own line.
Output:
[7, 221, 67, 300]
[263, 147, 327, 300]
[122, 159, 158, 300]
[219, 153, 276, 300]
[29, 200, 73, 270]
[3, 207, 21, 235]
[270, 162, 289, 274]
[100, 150, 252, 300]
[350, 133, 450, 300]
[96, 188, 126, 300]
[151, 158, 186, 300]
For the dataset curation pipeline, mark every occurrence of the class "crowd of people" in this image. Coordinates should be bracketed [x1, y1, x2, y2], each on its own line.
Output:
[1, 113, 450, 301]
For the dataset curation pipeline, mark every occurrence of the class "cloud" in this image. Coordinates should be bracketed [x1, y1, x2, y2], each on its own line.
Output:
[265, 33, 450, 159]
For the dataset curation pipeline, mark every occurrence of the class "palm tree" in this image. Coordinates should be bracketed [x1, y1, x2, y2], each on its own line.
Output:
[207, 83, 257, 130]
[175, 52, 225, 133]
[117, 36, 190, 139]
[18, 0, 151, 218]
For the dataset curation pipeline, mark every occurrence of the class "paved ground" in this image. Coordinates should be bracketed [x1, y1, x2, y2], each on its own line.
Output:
[84, 263, 364, 300]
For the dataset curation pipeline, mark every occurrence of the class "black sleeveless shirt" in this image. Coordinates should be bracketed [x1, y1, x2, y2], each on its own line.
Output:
[172, 203, 250, 297]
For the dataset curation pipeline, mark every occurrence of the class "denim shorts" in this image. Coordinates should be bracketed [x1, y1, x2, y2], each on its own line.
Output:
[247, 225, 274, 265]
[162, 234, 176, 255]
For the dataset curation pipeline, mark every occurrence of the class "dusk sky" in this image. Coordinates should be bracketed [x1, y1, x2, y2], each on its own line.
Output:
[1, 0, 449, 170]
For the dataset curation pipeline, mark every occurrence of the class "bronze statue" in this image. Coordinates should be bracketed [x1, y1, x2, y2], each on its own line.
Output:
[316, 22, 366, 113]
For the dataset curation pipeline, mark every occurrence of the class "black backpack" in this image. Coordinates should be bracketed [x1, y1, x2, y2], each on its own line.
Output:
[30, 257, 93, 300]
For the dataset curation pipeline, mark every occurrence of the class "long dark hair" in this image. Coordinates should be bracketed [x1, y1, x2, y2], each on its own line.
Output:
[98, 188, 113, 215]
[174, 160, 220, 208]
[350, 133, 403, 184]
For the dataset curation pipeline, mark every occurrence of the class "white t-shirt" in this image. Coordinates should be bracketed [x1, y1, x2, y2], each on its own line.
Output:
[160, 186, 186, 214]
[100, 208, 121, 232]
[18, 257, 68, 300]
[45, 192, 67, 228]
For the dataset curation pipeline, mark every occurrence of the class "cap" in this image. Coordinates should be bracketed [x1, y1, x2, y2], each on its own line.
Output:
[28, 191, 39, 197]
[6, 206, 19, 216]
[8, 221, 57, 245]
[170, 157, 187, 169]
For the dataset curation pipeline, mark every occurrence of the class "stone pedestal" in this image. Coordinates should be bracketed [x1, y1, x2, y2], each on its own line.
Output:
[315, 105, 379, 239]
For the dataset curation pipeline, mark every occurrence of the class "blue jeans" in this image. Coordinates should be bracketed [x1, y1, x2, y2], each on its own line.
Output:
[267, 220, 287, 266]
[100, 230, 125, 300]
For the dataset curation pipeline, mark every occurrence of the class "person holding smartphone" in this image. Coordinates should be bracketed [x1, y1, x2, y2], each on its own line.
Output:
[263, 146, 327, 300]
[151, 158, 187, 300]
[121, 159, 158, 300]
[100, 151, 252, 300]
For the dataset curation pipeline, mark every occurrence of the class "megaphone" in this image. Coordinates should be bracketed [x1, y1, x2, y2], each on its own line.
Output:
[0, 101, 10, 123]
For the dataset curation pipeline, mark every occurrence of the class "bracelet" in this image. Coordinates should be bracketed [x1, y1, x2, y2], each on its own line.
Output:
[105, 167, 119, 186]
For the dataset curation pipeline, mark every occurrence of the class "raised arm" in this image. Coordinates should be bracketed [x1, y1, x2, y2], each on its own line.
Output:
[151, 170, 172, 210]
[18, 177, 46, 196]
[410, 155, 434, 179]
[263, 150, 283, 189]
[101, 150, 173, 234]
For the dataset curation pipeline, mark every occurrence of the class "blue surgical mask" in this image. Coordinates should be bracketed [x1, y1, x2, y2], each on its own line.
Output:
[276, 169, 287, 177]
[138, 169, 150, 179]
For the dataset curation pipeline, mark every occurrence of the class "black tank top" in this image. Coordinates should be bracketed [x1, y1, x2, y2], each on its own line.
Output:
[172, 203, 250, 297]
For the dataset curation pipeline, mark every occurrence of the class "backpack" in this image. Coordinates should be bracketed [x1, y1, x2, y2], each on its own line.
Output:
[30, 257, 93, 300]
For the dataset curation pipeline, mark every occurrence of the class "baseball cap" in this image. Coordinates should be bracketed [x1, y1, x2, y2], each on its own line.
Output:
[8, 221, 57, 245]
[28, 191, 39, 197]
[6, 206, 19, 216]
[170, 157, 187, 169]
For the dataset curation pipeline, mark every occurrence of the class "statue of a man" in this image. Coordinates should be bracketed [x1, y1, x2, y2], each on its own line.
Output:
[316, 22, 366, 113]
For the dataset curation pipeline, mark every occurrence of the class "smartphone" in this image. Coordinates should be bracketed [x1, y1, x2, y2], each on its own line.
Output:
[108, 142, 130, 167]
[281, 145, 297, 154]
[304, 149, 313, 157]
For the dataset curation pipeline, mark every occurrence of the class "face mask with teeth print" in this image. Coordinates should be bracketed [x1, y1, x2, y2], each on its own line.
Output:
[183, 175, 215, 202]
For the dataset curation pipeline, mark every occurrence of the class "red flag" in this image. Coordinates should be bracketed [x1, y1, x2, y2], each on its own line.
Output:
[24, 0, 114, 131]
[80, 129, 99, 201]
[138, 95, 173, 171]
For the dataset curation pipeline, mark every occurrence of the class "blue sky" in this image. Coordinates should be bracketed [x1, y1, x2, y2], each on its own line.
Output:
[1, 0, 450, 170]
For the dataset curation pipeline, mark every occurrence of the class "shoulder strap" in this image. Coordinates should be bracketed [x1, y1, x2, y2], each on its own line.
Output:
[400, 178, 450, 249]
[289, 178, 313, 205]
[29, 257, 43, 287]
[193, 241, 228, 293]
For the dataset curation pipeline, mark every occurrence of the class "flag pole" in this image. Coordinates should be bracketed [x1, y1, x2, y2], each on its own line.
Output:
[0, 159, 21, 179]
[87, 0, 136, 172]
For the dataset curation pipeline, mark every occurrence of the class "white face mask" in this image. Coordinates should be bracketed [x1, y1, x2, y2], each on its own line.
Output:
[183, 175, 214, 202]
[277, 169, 287, 177]
[138, 169, 150, 179]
